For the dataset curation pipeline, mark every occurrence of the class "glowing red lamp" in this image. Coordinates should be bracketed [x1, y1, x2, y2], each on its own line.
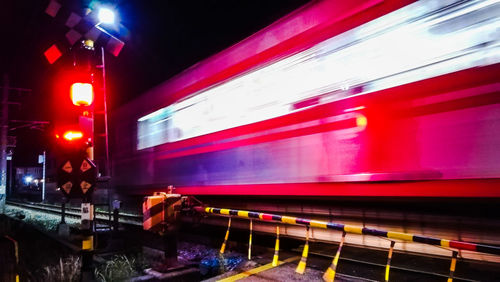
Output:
[63, 131, 83, 141]
[70, 82, 94, 106]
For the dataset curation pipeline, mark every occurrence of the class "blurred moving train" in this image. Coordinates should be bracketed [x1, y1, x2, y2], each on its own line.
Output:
[110, 0, 500, 197]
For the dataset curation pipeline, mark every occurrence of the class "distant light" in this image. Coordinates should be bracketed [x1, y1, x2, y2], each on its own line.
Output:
[63, 131, 83, 141]
[24, 176, 33, 184]
[98, 8, 115, 24]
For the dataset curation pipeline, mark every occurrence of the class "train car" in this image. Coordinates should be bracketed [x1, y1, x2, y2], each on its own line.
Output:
[110, 0, 500, 197]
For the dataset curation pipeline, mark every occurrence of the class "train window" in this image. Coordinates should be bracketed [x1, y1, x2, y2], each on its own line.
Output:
[137, 0, 500, 150]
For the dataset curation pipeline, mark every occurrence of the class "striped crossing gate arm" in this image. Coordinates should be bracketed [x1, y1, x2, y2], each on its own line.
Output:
[198, 206, 500, 256]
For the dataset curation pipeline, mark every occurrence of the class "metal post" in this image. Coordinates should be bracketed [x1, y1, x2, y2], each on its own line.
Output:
[61, 201, 66, 224]
[101, 47, 110, 177]
[42, 150, 46, 202]
[112, 200, 121, 235]
[0, 74, 9, 214]
[81, 144, 95, 280]
[57, 198, 70, 237]
[81, 196, 94, 280]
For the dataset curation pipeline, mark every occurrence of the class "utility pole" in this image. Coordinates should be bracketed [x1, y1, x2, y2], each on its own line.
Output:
[0, 74, 47, 212]
[42, 150, 46, 202]
[0, 74, 8, 213]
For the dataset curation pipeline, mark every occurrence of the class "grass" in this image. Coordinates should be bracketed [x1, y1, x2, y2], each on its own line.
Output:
[37, 256, 81, 282]
[94, 254, 150, 281]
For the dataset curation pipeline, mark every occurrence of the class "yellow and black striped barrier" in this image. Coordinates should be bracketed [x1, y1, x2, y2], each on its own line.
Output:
[143, 193, 166, 232]
[248, 220, 253, 260]
[143, 192, 182, 232]
[323, 231, 346, 282]
[295, 226, 310, 274]
[385, 241, 395, 282]
[448, 251, 458, 282]
[272, 225, 280, 266]
[220, 217, 232, 254]
[194, 206, 500, 256]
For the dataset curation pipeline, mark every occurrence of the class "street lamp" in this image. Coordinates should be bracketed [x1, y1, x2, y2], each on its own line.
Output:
[98, 8, 115, 24]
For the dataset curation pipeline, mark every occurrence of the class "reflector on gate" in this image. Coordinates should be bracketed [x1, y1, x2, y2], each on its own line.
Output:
[80, 159, 91, 172]
[61, 181, 72, 194]
[62, 161, 72, 173]
[80, 181, 92, 194]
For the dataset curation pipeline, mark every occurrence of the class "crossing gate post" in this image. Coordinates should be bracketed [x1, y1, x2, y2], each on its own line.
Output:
[220, 217, 232, 254]
[385, 241, 396, 282]
[112, 200, 121, 236]
[296, 226, 310, 274]
[80, 197, 94, 281]
[143, 191, 182, 266]
[0, 236, 19, 282]
[248, 219, 253, 260]
[57, 197, 70, 237]
[323, 231, 346, 282]
[272, 225, 280, 266]
[447, 251, 458, 282]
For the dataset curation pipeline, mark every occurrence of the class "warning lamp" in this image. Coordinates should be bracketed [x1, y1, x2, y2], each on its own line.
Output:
[63, 131, 83, 141]
[70, 83, 94, 106]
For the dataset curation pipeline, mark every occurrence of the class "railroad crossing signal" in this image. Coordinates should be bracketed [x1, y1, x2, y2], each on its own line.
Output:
[57, 157, 97, 198]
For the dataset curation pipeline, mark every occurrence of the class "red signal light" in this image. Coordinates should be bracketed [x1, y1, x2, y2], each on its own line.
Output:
[63, 131, 83, 141]
[70, 83, 94, 106]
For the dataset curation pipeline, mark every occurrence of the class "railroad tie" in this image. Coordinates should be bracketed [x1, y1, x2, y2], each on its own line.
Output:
[447, 251, 458, 282]
[385, 241, 396, 282]
[220, 217, 232, 254]
[296, 226, 310, 274]
[272, 225, 280, 266]
[323, 231, 346, 282]
[248, 219, 253, 260]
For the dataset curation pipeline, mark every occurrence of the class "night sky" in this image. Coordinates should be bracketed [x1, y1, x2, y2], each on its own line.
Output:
[1, 0, 308, 166]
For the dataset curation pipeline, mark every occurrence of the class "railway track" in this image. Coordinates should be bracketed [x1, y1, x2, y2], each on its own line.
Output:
[5, 199, 500, 281]
[6, 200, 142, 226]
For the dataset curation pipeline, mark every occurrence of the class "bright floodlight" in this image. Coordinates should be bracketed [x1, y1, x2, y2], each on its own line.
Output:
[98, 8, 115, 24]
[24, 176, 33, 184]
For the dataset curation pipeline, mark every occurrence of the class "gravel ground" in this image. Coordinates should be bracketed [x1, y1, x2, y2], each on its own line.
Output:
[5, 205, 79, 232]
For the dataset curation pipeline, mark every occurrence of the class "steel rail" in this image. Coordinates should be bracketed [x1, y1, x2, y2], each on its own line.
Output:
[6, 200, 142, 226]
[195, 206, 500, 256]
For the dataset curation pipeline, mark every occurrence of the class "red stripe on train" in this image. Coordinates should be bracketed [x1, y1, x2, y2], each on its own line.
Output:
[168, 180, 500, 197]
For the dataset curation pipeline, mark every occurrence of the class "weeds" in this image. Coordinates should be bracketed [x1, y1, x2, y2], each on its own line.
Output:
[94, 254, 149, 281]
[38, 256, 81, 282]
